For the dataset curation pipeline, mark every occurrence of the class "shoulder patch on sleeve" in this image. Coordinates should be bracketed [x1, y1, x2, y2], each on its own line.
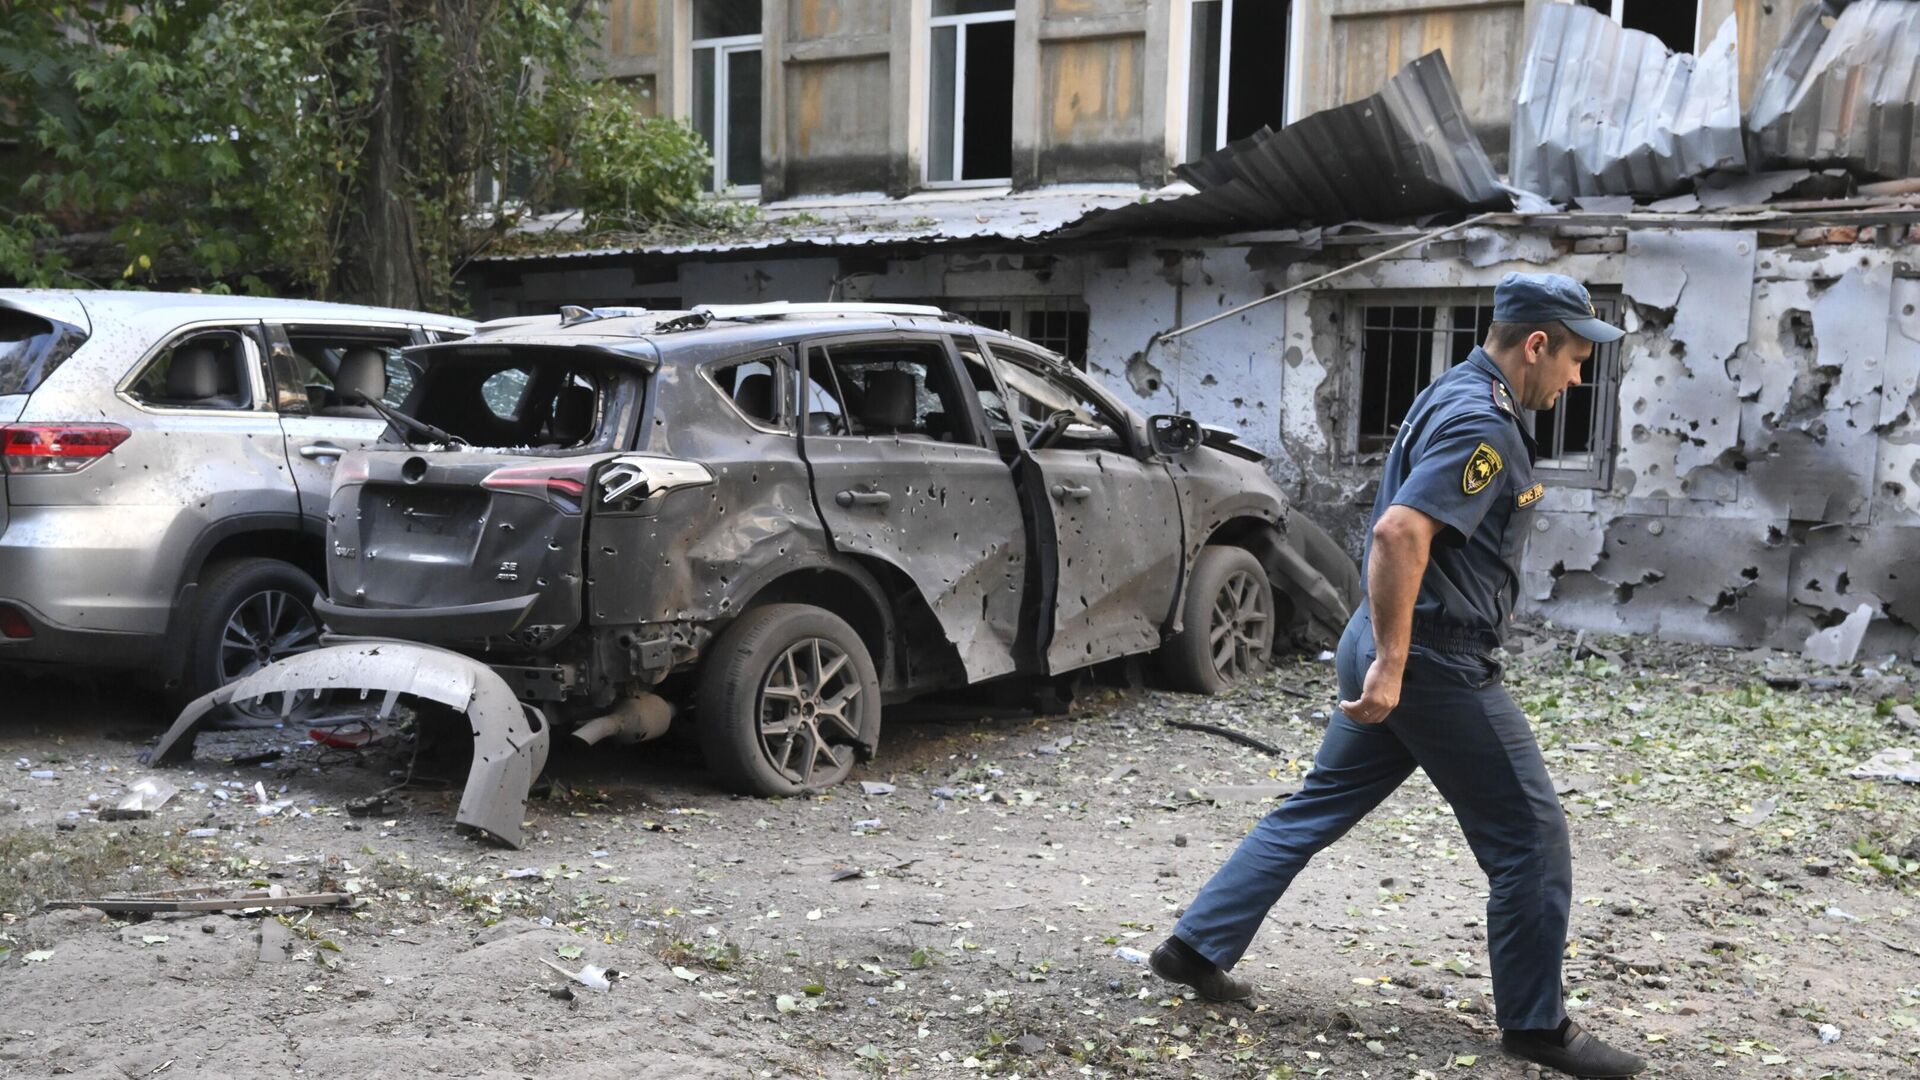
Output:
[1463, 442, 1504, 495]
[1516, 481, 1545, 508]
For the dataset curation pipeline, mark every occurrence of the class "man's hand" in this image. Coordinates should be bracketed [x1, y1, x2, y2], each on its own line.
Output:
[1339, 655, 1405, 725]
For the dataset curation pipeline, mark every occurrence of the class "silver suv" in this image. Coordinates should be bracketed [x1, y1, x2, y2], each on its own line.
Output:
[0, 290, 473, 713]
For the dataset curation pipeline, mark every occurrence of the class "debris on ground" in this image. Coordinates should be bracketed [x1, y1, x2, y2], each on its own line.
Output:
[1850, 748, 1920, 784]
[44, 887, 354, 915]
[1803, 603, 1877, 666]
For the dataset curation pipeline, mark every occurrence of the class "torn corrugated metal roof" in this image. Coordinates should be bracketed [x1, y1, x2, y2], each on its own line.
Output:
[477, 186, 1182, 262]
[1749, 0, 1920, 180]
[1509, 3, 1746, 201]
[1055, 50, 1504, 241]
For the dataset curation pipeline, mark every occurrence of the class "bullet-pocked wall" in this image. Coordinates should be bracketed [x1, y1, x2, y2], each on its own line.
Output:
[1085, 223, 1920, 658]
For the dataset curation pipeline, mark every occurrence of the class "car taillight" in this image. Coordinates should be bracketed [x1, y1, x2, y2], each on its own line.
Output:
[0, 424, 131, 475]
[481, 462, 592, 514]
[0, 604, 33, 639]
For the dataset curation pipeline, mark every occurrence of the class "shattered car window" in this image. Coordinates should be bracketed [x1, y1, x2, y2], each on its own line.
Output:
[708, 354, 790, 429]
[481, 368, 531, 419]
[814, 341, 972, 443]
[987, 344, 1128, 452]
[283, 329, 415, 412]
[404, 358, 625, 449]
[802, 366, 849, 435]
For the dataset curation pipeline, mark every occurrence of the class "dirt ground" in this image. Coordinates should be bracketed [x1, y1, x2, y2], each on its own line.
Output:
[1, 622, 1917, 1080]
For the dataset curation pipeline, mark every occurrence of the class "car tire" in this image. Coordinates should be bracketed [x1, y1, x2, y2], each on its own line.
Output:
[1162, 546, 1276, 694]
[180, 557, 326, 725]
[697, 603, 881, 796]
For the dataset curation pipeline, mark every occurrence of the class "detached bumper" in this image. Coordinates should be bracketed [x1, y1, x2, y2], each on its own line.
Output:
[148, 639, 550, 848]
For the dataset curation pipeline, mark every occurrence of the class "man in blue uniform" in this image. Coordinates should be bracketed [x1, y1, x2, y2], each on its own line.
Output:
[1149, 273, 1645, 1078]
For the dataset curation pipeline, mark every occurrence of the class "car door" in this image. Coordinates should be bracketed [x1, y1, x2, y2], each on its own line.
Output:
[982, 341, 1184, 674]
[265, 321, 423, 523]
[797, 332, 1028, 683]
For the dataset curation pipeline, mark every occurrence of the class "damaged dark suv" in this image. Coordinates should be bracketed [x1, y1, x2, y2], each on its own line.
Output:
[161, 303, 1358, 819]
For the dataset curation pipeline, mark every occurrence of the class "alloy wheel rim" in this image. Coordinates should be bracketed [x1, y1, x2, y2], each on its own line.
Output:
[1208, 570, 1272, 681]
[219, 588, 322, 719]
[757, 637, 862, 787]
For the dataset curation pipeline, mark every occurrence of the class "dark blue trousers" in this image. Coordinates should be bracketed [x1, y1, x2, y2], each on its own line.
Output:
[1172, 614, 1572, 1030]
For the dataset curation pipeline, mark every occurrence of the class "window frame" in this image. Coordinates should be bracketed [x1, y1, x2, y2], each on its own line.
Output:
[700, 348, 794, 434]
[116, 320, 272, 416]
[1339, 289, 1623, 490]
[982, 338, 1140, 458]
[690, 29, 763, 194]
[268, 320, 422, 417]
[1177, 0, 1302, 162]
[798, 331, 995, 451]
[1577, 0, 1702, 53]
[932, 296, 1091, 370]
[925, 2, 1016, 189]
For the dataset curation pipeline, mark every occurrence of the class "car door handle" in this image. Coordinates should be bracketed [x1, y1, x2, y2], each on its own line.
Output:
[298, 443, 346, 460]
[1051, 482, 1092, 502]
[835, 489, 892, 509]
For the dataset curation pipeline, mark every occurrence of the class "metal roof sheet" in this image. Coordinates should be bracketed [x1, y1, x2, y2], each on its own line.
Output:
[477, 187, 1182, 263]
[1055, 51, 1505, 240]
[1749, 0, 1920, 180]
[1509, 3, 1747, 201]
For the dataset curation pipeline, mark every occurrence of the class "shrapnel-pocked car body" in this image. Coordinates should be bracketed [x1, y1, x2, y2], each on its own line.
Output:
[237, 302, 1359, 798]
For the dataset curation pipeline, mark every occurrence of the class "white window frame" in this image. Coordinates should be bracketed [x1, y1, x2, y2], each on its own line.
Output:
[1582, 0, 1703, 53]
[1176, 1, 1304, 161]
[690, 31, 763, 195]
[925, 4, 1016, 189]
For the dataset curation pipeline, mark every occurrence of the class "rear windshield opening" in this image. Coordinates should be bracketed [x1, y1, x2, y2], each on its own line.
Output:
[0, 309, 88, 398]
[402, 358, 634, 450]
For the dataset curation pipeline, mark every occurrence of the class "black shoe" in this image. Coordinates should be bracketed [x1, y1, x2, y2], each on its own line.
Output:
[1502, 1021, 1647, 1078]
[1147, 936, 1252, 1002]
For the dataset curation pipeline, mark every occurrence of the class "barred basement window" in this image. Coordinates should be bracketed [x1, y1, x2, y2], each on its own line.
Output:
[940, 297, 1089, 370]
[1346, 291, 1621, 488]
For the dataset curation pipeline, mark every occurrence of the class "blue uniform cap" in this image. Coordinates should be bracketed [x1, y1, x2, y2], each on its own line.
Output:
[1493, 272, 1625, 344]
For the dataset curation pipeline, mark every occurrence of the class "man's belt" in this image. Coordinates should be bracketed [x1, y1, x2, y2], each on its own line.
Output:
[1409, 620, 1498, 656]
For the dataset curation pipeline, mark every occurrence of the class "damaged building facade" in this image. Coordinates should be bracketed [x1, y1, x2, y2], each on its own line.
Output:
[467, 0, 1920, 655]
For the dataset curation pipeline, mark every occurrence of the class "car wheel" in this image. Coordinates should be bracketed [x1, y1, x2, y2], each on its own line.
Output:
[697, 603, 881, 796]
[183, 557, 326, 724]
[1162, 546, 1275, 694]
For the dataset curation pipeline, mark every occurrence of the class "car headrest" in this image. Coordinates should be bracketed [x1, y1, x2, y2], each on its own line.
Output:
[858, 369, 917, 430]
[165, 345, 223, 400]
[334, 347, 388, 405]
[734, 372, 774, 422]
[549, 385, 595, 444]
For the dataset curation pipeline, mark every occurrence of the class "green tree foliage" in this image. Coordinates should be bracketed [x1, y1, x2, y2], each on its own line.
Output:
[0, 0, 733, 309]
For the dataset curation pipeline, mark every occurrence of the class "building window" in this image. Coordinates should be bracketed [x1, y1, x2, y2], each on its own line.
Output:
[691, 0, 763, 193]
[1576, 0, 1698, 54]
[941, 297, 1090, 370]
[1347, 291, 1622, 488]
[1182, 0, 1291, 163]
[927, 0, 1015, 186]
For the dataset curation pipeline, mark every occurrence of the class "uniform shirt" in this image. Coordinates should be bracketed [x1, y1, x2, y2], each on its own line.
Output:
[1361, 347, 1539, 647]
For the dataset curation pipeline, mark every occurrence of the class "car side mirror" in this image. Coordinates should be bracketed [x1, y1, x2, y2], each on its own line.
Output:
[1149, 414, 1202, 457]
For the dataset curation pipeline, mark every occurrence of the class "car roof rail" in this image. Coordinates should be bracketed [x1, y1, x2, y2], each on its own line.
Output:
[690, 301, 954, 323]
[558, 305, 655, 327]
